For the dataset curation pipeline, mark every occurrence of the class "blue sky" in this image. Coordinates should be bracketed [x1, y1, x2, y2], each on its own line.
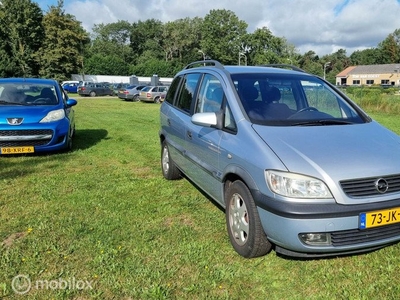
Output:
[33, 0, 400, 56]
[334, 0, 350, 16]
[35, 0, 57, 10]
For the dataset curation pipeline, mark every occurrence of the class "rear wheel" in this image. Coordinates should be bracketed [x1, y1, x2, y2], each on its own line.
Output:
[161, 140, 180, 180]
[225, 180, 272, 258]
[132, 94, 139, 102]
[154, 97, 160, 104]
[89, 91, 96, 97]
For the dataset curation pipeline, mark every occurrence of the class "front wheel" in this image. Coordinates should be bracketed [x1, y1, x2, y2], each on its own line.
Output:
[64, 124, 75, 152]
[161, 140, 181, 180]
[225, 180, 272, 258]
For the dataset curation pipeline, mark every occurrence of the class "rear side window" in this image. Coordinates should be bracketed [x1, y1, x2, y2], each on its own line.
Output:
[165, 75, 182, 105]
[141, 86, 151, 92]
[176, 73, 201, 113]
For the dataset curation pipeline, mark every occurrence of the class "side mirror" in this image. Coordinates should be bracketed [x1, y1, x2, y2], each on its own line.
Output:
[66, 99, 78, 107]
[191, 112, 217, 127]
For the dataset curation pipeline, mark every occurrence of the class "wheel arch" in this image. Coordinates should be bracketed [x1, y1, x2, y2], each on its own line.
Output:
[223, 165, 259, 202]
[159, 133, 166, 145]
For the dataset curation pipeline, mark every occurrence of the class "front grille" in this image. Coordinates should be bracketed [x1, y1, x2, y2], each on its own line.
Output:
[0, 129, 53, 147]
[331, 223, 400, 246]
[340, 174, 400, 197]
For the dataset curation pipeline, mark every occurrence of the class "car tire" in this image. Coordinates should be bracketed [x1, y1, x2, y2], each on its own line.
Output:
[133, 94, 139, 102]
[154, 97, 160, 104]
[225, 180, 272, 258]
[161, 140, 181, 180]
[65, 125, 75, 152]
[89, 91, 96, 97]
[66, 136, 73, 151]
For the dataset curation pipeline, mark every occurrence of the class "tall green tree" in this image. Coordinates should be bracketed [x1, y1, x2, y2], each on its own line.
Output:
[200, 9, 247, 64]
[246, 27, 288, 65]
[130, 19, 164, 62]
[298, 51, 322, 75]
[84, 53, 128, 75]
[319, 49, 350, 82]
[350, 48, 381, 65]
[162, 17, 203, 63]
[0, 0, 44, 77]
[87, 21, 133, 75]
[378, 30, 400, 63]
[36, 0, 89, 81]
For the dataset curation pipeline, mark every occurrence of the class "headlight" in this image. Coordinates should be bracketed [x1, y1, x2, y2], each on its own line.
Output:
[40, 109, 65, 123]
[265, 170, 332, 198]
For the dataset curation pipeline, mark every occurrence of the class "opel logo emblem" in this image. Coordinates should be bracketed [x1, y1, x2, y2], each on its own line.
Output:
[375, 178, 389, 193]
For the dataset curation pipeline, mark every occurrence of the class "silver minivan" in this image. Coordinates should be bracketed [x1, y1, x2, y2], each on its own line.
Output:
[159, 60, 400, 258]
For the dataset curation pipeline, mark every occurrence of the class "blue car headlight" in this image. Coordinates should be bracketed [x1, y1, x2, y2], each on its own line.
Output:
[265, 170, 332, 199]
[40, 109, 65, 123]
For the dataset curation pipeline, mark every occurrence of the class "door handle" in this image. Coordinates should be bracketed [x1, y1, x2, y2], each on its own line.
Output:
[187, 131, 192, 140]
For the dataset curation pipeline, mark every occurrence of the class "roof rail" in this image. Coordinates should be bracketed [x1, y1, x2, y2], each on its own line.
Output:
[184, 60, 224, 70]
[260, 64, 306, 73]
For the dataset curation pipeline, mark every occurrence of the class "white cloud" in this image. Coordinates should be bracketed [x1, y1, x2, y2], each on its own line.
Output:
[40, 0, 400, 56]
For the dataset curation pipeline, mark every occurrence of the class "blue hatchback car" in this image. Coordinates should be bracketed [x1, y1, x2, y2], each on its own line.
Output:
[0, 78, 77, 154]
[160, 60, 400, 258]
[62, 81, 79, 93]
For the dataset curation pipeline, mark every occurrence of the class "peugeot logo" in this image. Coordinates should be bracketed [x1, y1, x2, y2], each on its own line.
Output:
[6, 118, 23, 125]
[375, 178, 389, 194]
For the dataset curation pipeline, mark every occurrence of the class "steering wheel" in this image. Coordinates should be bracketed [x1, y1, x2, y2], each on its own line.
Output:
[296, 106, 319, 114]
[33, 98, 48, 104]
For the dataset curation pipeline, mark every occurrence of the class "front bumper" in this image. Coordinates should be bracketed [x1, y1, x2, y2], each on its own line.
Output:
[253, 190, 400, 257]
[0, 120, 71, 153]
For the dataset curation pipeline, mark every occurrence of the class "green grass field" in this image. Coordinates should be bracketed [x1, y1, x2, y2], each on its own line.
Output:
[1, 96, 400, 299]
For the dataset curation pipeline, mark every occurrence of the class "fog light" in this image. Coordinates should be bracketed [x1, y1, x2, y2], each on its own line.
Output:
[299, 233, 331, 246]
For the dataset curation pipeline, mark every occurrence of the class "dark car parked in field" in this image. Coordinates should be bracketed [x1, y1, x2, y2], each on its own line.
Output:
[78, 82, 114, 97]
[111, 83, 130, 96]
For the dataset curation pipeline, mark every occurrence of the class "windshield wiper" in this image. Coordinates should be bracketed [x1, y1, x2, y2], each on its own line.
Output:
[0, 100, 28, 106]
[291, 119, 353, 126]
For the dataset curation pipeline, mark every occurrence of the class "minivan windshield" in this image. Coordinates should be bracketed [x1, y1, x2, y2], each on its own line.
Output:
[231, 73, 366, 126]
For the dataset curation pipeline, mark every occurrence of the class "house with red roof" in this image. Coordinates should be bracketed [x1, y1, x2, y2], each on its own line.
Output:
[336, 64, 400, 87]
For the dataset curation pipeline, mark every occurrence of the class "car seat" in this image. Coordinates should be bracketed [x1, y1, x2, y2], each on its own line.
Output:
[263, 87, 292, 119]
[238, 84, 262, 119]
[38, 87, 57, 104]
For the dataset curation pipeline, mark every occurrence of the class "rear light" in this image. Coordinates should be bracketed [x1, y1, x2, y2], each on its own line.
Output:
[124, 91, 129, 95]
[146, 93, 151, 98]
